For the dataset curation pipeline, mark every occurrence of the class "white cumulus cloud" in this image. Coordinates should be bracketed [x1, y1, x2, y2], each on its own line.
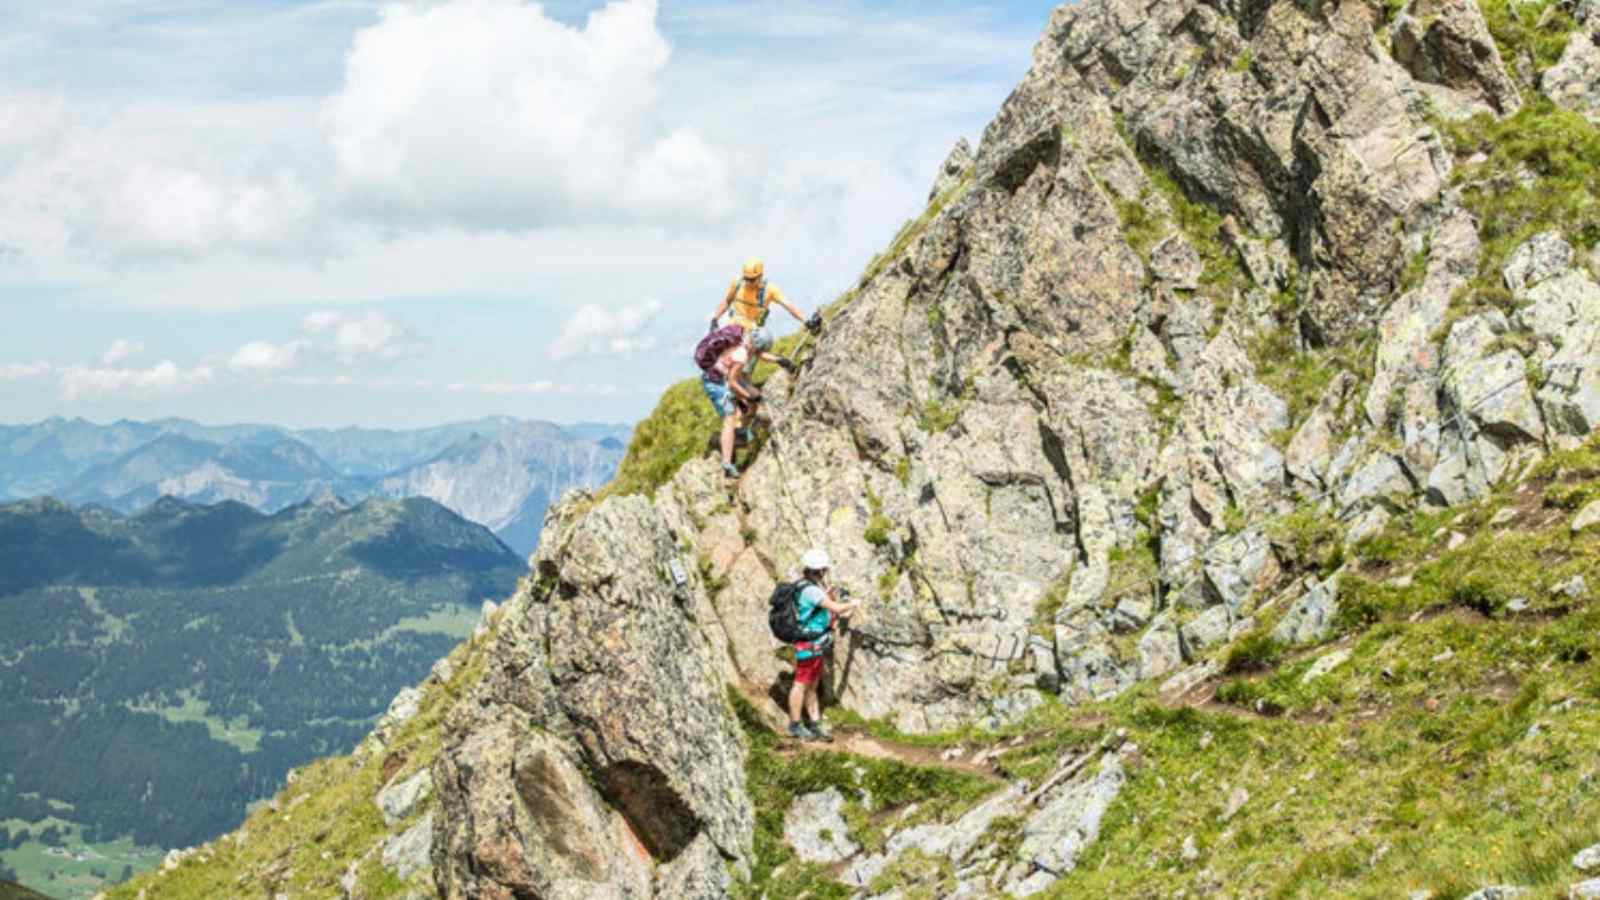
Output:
[0, 92, 322, 262]
[309, 309, 421, 364]
[99, 338, 145, 366]
[445, 380, 625, 396]
[228, 339, 306, 373]
[324, 0, 732, 229]
[0, 361, 54, 379]
[228, 310, 421, 375]
[548, 298, 663, 362]
[301, 310, 343, 334]
[58, 360, 215, 399]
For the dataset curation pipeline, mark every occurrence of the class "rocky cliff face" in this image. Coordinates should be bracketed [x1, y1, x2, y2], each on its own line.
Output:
[408, 0, 1598, 892]
[656, 0, 1600, 737]
[429, 496, 752, 899]
[109, 2, 1600, 898]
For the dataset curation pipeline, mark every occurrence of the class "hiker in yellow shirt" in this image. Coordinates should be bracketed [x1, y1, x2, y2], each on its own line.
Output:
[710, 257, 823, 334]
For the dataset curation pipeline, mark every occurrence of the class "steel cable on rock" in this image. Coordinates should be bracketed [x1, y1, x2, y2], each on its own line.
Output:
[757, 317, 830, 554]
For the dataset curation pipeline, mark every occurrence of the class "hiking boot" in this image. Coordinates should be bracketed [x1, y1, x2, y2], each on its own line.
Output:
[804, 720, 833, 743]
[721, 462, 740, 479]
[787, 722, 814, 741]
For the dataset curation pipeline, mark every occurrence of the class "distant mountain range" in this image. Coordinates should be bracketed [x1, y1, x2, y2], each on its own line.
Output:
[0, 417, 629, 556]
[0, 494, 525, 857]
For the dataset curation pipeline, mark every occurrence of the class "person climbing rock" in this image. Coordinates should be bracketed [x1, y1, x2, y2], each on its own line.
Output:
[710, 257, 824, 335]
[728, 327, 794, 444]
[696, 326, 792, 479]
[787, 548, 858, 742]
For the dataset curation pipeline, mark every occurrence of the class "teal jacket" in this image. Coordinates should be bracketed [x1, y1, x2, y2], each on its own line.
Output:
[794, 582, 832, 660]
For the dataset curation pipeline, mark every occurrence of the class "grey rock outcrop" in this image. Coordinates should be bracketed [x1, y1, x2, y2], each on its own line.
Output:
[1425, 307, 1545, 505]
[1543, 29, 1600, 121]
[1182, 604, 1235, 653]
[430, 496, 753, 899]
[1005, 747, 1131, 895]
[363, 687, 423, 755]
[1364, 208, 1479, 445]
[377, 769, 434, 828]
[836, 742, 1131, 898]
[1462, 888, 1528, 900]
[1301, 647, 1351, 683]
[1273, 577, 1340, 645]
[1392, 0, 1522, 115]
[383, 812, 434, 881]
[1513, 247, 1600, 447]
[1505, 231, 1575, 294]
[930, 137, 975, 201]
[784, 789, 860, 864]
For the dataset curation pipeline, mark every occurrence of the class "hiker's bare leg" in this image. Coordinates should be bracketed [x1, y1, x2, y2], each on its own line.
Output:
[788, 679, 807, 724]
[720, 415, 736, 465]
[804, 682, 821, 722]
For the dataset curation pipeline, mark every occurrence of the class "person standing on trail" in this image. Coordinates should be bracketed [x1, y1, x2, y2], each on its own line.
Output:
[710, 257, 823, 334]
[788, 548, 859, 742]
[698, 326, 792, 479]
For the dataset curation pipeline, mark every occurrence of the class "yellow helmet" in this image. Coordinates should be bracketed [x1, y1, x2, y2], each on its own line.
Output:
[742, 257, 765, 280]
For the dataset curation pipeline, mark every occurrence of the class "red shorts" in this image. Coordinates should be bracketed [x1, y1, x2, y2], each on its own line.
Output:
[793, 655, 824, 685]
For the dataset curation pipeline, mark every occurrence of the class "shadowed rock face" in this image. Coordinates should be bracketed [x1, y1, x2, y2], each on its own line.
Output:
[1392, 0, 1523, 116]
[593, 761, 703, 862]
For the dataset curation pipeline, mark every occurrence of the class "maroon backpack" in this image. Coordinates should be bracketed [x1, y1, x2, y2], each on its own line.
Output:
[695, 325, 745, 382]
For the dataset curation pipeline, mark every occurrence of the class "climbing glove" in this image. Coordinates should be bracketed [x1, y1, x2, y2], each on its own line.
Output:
[778, 357, 797, 373]
[805, 312, 823, 333]
[708, 317, 720, 334]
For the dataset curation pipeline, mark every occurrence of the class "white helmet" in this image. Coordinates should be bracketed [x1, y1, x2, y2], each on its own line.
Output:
[801, 548, 831, 572]
[750, 327, 774, 352]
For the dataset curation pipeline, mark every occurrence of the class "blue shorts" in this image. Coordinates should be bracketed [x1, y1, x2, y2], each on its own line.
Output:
[702, 375, 735, 418]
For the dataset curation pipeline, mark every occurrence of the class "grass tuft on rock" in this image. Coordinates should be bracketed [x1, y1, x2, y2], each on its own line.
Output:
[1480, 0, 1581, 80]
[1441, 98, 1600, 313]
[598, 378, 721, 501]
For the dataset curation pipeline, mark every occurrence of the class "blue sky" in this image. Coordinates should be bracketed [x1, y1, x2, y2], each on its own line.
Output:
[0, 0, 1056, 428]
